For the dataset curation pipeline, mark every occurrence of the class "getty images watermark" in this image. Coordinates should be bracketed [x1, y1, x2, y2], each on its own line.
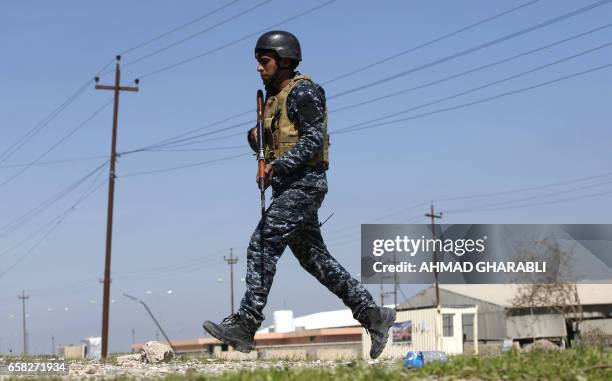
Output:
[372, 234, 546, 274]
[360, 224, 612, 284]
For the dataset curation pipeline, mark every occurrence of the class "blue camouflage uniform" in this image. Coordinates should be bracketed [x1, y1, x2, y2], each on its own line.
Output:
[238, 73, 376, 330]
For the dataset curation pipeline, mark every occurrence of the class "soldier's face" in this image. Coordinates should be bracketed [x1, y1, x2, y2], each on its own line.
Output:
[257, 52, 278, 86]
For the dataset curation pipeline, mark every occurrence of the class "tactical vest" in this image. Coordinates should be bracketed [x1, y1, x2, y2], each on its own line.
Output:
[263, 74, 329, 168]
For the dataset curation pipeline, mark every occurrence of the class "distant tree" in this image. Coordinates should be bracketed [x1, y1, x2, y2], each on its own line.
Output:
[510, 239, 583, 344]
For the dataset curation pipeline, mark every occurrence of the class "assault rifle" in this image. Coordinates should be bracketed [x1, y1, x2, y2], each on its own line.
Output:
[256, 90, 265, 284]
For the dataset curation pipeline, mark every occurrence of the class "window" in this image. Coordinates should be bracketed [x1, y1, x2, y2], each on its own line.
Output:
[443, 314, 454, 337]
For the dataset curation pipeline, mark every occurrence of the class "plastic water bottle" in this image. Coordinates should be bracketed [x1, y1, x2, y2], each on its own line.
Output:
[403, 351, 424, 368]
[421, 351, 448, 363]
[403, 351, 448, 368]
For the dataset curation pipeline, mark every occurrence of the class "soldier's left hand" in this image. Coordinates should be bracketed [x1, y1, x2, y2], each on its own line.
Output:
[256, 163, 274, 189]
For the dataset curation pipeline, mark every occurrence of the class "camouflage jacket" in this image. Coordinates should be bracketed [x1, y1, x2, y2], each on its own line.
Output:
[249, 73, 329, 195]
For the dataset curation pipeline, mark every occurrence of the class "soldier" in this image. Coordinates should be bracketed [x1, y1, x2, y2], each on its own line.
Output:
[203, 31, 396, 359]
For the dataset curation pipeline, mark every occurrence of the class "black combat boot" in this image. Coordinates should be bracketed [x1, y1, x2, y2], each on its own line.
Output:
[359, 307, 397, 359]
[202, 314, 256, 353]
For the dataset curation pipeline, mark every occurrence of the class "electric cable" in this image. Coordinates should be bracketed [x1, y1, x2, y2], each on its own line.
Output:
[322, 0, 541, 85]
[0, 161, 108, 237]
[328, 0, 612, 100]
[331, 23, 612, 115]
[0, 80, 92, 166]
[119, 152, 251, 178]
[333, 62, 612, 135]
[119, 0, 242, 56]
[0, 98, 113, 187]
[120, 0, 273, 70]
[137, 0, 337, 79]
[334, 41, 612, 132]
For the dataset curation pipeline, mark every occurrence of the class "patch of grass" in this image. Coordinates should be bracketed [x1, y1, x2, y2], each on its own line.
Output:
[158, 348, 611, 381]
[408, 348, 611, 381]
[4, 348, 610, 380]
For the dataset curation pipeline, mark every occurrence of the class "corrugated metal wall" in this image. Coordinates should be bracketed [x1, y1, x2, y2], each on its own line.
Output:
[507, 314, 567, 339]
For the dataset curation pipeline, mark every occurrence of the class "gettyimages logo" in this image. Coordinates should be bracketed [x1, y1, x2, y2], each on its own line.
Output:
[372, 235, 487, 257]
[360, 224, 612, 284]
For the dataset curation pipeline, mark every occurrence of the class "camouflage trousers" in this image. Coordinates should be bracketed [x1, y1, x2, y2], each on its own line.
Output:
[236, 185, 376, 330]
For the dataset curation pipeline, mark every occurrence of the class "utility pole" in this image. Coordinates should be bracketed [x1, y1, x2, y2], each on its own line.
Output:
[379, 251, 398, 308]
[95, 55, 139, 359]
[51, 335, 55, 355]
[18, 291, 29, 355]
[425, 203, 443, 309]
[131, 328, 135, 353]
[425, 203, 443, 351]
[224, 249, 239, 314]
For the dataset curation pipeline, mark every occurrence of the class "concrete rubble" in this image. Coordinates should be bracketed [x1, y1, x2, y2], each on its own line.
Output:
[140, 341, 174, 364]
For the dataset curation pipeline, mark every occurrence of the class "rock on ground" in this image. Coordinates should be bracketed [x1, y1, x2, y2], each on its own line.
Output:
[140, 341, 174, 364]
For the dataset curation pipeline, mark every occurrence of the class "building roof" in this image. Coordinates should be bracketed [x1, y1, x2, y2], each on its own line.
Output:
[438, 284, 612, 307]
[258, 309, 360, 333]
[133, 327, 362, 352]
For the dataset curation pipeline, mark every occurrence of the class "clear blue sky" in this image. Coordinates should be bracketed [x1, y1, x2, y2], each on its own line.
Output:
[1, 0, 611, 354]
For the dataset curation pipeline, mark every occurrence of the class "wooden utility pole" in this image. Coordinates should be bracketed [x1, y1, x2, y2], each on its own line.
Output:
[425, 204, 443, 309]
[18, 291, 29, 355]
[95, 55, 139, 359]
[224, 249, 239, 314]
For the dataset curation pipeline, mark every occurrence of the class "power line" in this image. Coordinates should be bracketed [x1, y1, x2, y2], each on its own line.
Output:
[19, 246, 245, 296]
[125, 1, 542, 152]
[136, 131, 246, 150]
[331, 22, 612, 115]
[321, 0, 541, 85]
[324, 169, 612, 243]
[436, 172, 612, 203]
[443, 179, 612, 214]
[137, 0, 337, 79]
[333, 62, 612, 135]
[0, 175, 107, 277]
[0, 161, 108, 238]
[445, 188, 612, 214]
[0, 155, 108, 169]
[328, 0, 612, 100]
[119, 152, 250, 178]
[131, 111, 253, 154]
[2, 173, 107, 259]
[143, 145, 244, 152]
[120, 0, 274, 70]
[334, 40, 612, 132]
[114, 258, 226, 281]
[125, 22, 612, 155]
[114, 248, 230, 277]
[125, 120, 252, 153]
[0, 1, 244, 171]
[0, 80, 92, 166]
[325, 201, 429, 236]
[119, 0, 242, 56]
[0, 98, 113, 187]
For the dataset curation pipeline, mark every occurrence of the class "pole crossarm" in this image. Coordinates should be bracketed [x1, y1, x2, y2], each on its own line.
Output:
[95, 84, 139, 92]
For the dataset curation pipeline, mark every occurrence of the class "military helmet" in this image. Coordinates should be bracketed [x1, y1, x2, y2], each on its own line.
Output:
[255, 30, 302, 62]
